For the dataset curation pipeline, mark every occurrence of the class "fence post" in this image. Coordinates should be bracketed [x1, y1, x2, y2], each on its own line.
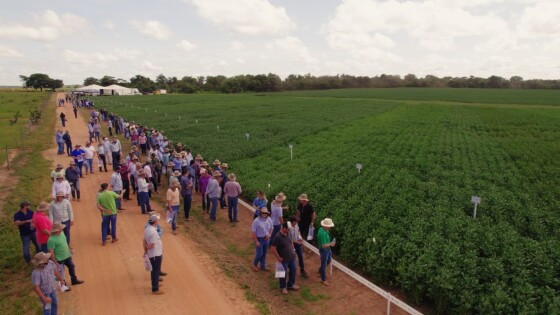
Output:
[387, 294, 392, 315]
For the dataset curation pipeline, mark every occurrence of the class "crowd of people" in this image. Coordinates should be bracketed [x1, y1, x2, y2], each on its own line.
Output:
[15, 93, 338, 313]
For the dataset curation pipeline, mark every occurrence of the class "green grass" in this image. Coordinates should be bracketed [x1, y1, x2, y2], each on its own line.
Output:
[0, 93, 55, 315]
[96, 88, 560, 314]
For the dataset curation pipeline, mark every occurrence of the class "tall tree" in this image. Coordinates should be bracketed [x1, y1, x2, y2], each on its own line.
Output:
[83, 77, 99, 86]
[20, 73, 63, 91]
[100, 75, 118, 86]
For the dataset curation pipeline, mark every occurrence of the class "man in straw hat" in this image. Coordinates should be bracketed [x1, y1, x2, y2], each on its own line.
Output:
[270, 192, 288, 245]
[205, 171, 223, 221]
[51, 174, 71, 200]
[270, 222, 300, 294]
[31, 252, 66, 314]
[32, 202, 53, 253]
[50, 164, 65, 182]
[137, 169, 152, 214]
[110, 166, 124, 210]
[47, 223, 84, 286]
[224, 173, 242, 222]
[144, 213, 164, 295]
[317, 218, 336, 286]
[296, 193, 315, 247]
[65, 160, 81, 202]
[96, 183, 124, 246]
[167, 180, 181, 234]
[251, 207, 273, 272]
[14, 201, 40, 264]
[49, 192, 74, 245]
[180, 168, 193, 221]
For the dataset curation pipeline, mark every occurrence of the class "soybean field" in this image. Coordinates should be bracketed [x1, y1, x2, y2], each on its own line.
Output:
[95, 88, 560, 314]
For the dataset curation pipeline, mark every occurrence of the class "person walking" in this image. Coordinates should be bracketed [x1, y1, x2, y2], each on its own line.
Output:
[32, 202, 53, 253]
[288, 216, 307, 277]
[50, 164, 65, 182]
[110, 168, 125, 210]
[47, 223, 84, 286]
[180, 169, 193, 221]
[137, 170, 152, 214]
[65, 161, 81, 202]
[31, 252, 66, 315]
[56, 130, 64, 155]
[14, 201, 40, 264]
[144, 214, 164, 295]
[270, 222, 300, 295]
[270, 193, 287, 245]
[252, 190, 268, 219]
[97, 142, 107, 172]
[51, 174, 71, 200]
[205, 171, 222, 221]
[87, 122, 94, 143]
[110, 136, 122, 170]
[118, 159, 131, 200]
[73, 106, 78, 118]
[317, 218, 336, 286]
[224, 173, 242, 222]
[49, 192, 74, 245]
[96, 183, 124, 246]
[71, 144, 86, 177]
[199, 168, 210, 213]
[296, 194, 316, 245]
[83, 142, 96, 175]
[59, 112, 66, 127]
[63, 131, 72, 156]
[167, 181, 181, 235]
[252, 207, 273, 272]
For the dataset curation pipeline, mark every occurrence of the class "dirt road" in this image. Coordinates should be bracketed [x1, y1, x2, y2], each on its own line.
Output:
[45, 94, 254, 315]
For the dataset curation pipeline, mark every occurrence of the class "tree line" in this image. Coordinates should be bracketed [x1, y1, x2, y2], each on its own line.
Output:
[19, 73, 64, 91]
[82, 73, 560, 94]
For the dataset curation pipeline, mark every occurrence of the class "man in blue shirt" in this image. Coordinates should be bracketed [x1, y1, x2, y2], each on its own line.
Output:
[251, 207, 273, 271]
[71, 145, 86, 177]
[13, 201, 40, 263]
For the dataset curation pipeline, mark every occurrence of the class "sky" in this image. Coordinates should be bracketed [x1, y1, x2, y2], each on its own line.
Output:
[0, 0, 559, 85]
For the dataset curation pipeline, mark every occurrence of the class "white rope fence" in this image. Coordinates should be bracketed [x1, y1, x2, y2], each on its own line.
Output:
[238, 199, 422, 315]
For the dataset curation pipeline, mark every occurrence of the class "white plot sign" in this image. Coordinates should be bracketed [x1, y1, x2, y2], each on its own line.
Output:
[471, 196, 481, 219]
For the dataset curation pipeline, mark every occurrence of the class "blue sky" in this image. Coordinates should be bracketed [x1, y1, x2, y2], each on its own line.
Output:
[0, 0, 558, 85]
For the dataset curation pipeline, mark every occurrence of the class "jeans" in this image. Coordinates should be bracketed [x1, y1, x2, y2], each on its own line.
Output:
[57, 142, 64, 154]
[62, 220, 71, 245]
[94, 131, 100, 142]
[88, 131, 93, 143]
[270, 225, 281, 246]
[279, 258, 297, 289]
[21, 233, 40, 263]
[40, 243, 49, 253]
[171, 205, 179, 231]
[85, 159, 93, 174]
[122, 178, 130, 200]
[76, 162, 84, 176]
[319, 248, 332, 281]
[201, 194, 209, 211]
[138, 192, 151, 214]
[140, 143, 147, 155]
[101, 214, 117, 242]
[220, 189, 227, 208]
[294, 243, 305, 273]
[65, 143, 72, 156]
[227, 196, 238, 221]
[39, 291, 58, 315]
[57, 257, 77, 282]
[111, 152, 120, 170]
[149, 255, 162, 292]
[98, 154, 107, 172]
[151, 176, 158, 193]
[70, 180, 80, 200]
[108, 127, 113, 136]
[209, 197, 219, 220]
[182, 194, 192, 219]
[253, 238, 269, 270]
[61, 118, 66, 127]
[114, 191, 122, 209]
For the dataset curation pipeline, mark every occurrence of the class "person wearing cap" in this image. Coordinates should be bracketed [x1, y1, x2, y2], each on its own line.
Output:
[71, 144, 86, 177]
[63, 130, 72, 156]
[270, 222, 300, 294]
[251, 207, 273, 271]
[137, 170, 152, 214]
[50, 164, 65, 182]
[96, 183, 124, 246]
[199, 168, 211, 213]
[14, 201, 40, 263]
[270, 193, 288, 246]
[144, 214, 164, 295]
[110, 167, 124, 210]
[224, 173, 242, 222]
[83, 142, 96, 175]
[296, 194, 315, 247]
[51, 174, 71, 200]
[110, 136, 122, 171]
[49, 192, 74, 245]
[180, 168, 193, 221]
[252, 190, 268, 219]
[47, 223, 84, 286]
[205, 171, 222, 221]
[167, 180, 181, 234]
[317, 218, 336, 286]
[288, 215, 307, 277]
[32, 202, 53, 253]
[56, 130, 64, 155]
[31, 252, 66, 314]
[65, 160, 81, 201]
[97, 141, 107, 172]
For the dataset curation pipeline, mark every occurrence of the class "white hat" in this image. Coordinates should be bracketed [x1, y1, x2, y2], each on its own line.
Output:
[321, 218, 334, 228]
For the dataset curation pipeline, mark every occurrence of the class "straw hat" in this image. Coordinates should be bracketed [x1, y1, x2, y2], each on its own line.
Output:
[212, 171, 222, 177]
[148, 214, 160, 223]
[195, 154, 202, 160]
[221, 163, 228, 169]
[170, 180, 180, 188]
[56, 174, 64, 179]
[37, 201, 49, 212]
[32, 252, 51, 266]
[321, 218, 335, 228]
[213, 159, 221, 165]
[228, 173, 236, 181]
[56, 191, 65, 197]
[137, 170, 145, 177]
[259, 207, 270, 214]
[69, 160, 76, 165]
[201, 161, 209, 167]
[275, 192, 287, 202]
[167, 162, 174, 167]
[51, 223, 66, 233]
[55, 164, 63, 169]
[298, 194, 309, 202]
[173, 170, 181, 176]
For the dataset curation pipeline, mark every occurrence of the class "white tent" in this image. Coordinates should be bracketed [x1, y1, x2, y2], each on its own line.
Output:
[102, 84, 140, 96]
[75, 84, 104, 91]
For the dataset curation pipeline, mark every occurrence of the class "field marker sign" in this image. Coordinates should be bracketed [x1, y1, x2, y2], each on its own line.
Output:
[471, 196, 481, 219]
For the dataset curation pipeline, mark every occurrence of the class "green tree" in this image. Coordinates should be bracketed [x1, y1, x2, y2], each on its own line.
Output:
[129, 75, 156, 93]
[83, 77, 99, 86]
[100, 75, 118, 86]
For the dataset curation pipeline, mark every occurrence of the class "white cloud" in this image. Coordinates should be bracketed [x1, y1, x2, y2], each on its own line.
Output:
[517, 1, 560, 36]
[0, 10, 88, 41]
[0, 45, 24, 58]
[141, 61, 163, 71]
[266, 36, 317, 64]
[131, 20, 171, 40]
[177, 39, 197, 51]
[103, 21, 116, 30]
[230, 40, 244, 50]
[63, 48, 141, 66]
[187, 0, 296, 35]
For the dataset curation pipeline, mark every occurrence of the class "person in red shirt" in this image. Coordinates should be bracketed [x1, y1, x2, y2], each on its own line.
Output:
[32, 202, 53, 253]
